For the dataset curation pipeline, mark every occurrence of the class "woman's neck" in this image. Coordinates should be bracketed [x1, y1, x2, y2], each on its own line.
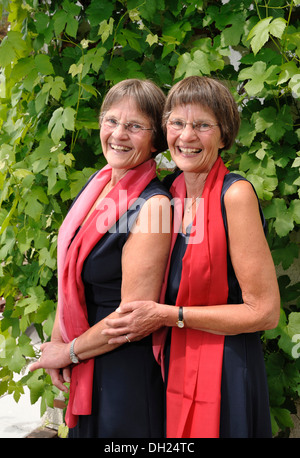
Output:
[110, 168, 129, 187]
[184, 171, 208, 199]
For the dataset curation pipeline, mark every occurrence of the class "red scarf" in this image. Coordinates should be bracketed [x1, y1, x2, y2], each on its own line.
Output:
[154, 157, 229, 438]
[57, 159, 157, 428]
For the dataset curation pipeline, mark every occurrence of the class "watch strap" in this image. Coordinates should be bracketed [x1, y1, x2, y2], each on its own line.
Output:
[70, 337, 80, 364]
[176, 306, 184, 328]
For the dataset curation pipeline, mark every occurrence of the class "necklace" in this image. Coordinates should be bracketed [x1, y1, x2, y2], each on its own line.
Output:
[185, 196, 200, 213]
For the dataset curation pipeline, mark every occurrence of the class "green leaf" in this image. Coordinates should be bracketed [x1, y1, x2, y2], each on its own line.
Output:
[104, 57, 145, 84]
[62, 106, 76, 131]
[52, 0, 81, 38]
[43, 310, 56, 337]
[58, 424, 69, 438]
[119, 29, 142, 53]
[0, 31, 28, 67]
[271, 407, 294, 430]
[292, 155, 300, 168]
[238, 61, 280, 96]
[252, 105, 293, 142]
[10, 57, 35, 81]
[268, 18, 287, 39]
[12, 382, 24, 403]
[134, 0, 164, 21]
[237, 120, 257, 147]
[34, 54, 54, 75]
[220, 13, 245, 47]
[175, 52, 201, 79]
[34, 12, 50, 34]
[248, 17, 286, 55]
[146, 33, 159, 47]
[69, 63, 83, 77]
[39, 247, 56, 269]
[24, 187, 49, 220]
[91, 47, 106, 73]
[16, 286, 45, 316]
[290, 199, 300, 225]
[42, 76, 66, 101]
[2, 337, 26, 373]
[289, 73, 300, 97]
[86, 0, 114, 27]
[79, 82, 98, 98]
[248, 17, 273, 55]
[278, 61, 299, 85]
[26, 370, 46, 405]
[175, 50, 213, 79]
[272, 242, 299, 270]
[48, 107, 75, 143]
[19, 334, 35, 358]
[98, 18, 114, 43]
[264, 199, 294, 237]
[53, 10, 68, 36]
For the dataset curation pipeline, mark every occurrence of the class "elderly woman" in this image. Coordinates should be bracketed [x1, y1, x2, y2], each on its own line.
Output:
[30, 79, 172, 438]
[103, 76, 280, 438]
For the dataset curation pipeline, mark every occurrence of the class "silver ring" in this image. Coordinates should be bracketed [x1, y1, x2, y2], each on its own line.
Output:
[125, 335, 131, 343]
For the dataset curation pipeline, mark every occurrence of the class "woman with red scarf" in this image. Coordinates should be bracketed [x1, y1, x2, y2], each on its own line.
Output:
[103, 76, 280, 438]
[30, 79, 172, 437]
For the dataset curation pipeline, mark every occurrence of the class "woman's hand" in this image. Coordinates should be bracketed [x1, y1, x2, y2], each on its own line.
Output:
[29, 341, 71, 373]
[45, 367, 71, 393]
[102, 300, 168, 344]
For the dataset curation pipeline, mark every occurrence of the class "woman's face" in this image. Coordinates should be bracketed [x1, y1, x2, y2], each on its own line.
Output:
[100, 97, 156, 171]
[166, 103, 224, 174]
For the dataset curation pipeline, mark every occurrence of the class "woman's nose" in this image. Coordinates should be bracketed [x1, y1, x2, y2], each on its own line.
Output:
[113, 123, 129, 138]
[179, 123, 198, 140]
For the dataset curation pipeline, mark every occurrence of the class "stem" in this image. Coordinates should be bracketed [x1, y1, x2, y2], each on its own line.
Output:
[62, 35, 84, 155]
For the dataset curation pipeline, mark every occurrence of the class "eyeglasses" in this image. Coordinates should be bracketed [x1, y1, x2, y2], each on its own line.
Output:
[102, 117, 153, 134]
[167, 120, 219, 132]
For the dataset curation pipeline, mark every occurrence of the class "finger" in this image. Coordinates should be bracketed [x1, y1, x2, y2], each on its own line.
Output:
[51, 371, 69, 393]
[104, 317, 129, 329]
[102, 326, 129, 336]
[62, 367, 71, 383]
[53, 378, 69, 392]
[107, 333, 139, 345]
[29, 362, 41, 372]
[116, 301, 146, 314]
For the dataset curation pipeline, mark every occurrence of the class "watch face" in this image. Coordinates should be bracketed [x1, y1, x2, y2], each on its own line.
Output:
[177, 321, 184, 328]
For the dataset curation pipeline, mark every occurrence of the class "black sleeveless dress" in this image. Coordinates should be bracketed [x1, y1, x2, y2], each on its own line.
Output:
[164, 173, 272, 438]
[68, 178, 170, 438]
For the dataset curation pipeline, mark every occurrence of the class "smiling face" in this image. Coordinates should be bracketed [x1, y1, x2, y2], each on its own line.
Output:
[166, 103, 224, 174]
[100, 97, 156, 173]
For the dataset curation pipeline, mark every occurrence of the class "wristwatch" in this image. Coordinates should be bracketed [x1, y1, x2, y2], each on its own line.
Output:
[176, 306, 184, 328]
[70, 337, 80, 364]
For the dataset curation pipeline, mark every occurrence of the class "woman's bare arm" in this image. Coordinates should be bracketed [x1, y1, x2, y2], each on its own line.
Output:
[29, 195, 171, 371]
[103, 181, 280, 342]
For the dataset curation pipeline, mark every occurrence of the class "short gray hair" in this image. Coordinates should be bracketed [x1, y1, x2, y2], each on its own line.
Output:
[100, 79, 168, 156]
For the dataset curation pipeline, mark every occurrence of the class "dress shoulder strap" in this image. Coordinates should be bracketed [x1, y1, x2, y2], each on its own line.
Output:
[221, 173, 266, 236]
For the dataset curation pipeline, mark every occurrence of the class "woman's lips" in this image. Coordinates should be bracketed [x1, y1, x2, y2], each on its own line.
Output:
[177, 146, 202, 156]
[110, 143, 132, 152]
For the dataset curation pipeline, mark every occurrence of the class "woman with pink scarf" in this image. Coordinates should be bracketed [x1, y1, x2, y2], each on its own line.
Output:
[30, 79, 172, 438]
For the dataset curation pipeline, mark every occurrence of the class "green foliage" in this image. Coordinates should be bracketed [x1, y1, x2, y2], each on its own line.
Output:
[0, 0, 299, 436]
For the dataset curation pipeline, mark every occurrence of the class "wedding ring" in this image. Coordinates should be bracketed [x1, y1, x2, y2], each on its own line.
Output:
[125, 335, 131, 343]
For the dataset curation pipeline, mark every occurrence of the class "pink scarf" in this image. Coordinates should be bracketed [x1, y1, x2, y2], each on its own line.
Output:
[57, 159, 157, 428]
[154, 157, 229, 437]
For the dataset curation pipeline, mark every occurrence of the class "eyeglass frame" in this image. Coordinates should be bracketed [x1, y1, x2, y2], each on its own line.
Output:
[102, 117, 153, 134]
[167, 119, 219, 132]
